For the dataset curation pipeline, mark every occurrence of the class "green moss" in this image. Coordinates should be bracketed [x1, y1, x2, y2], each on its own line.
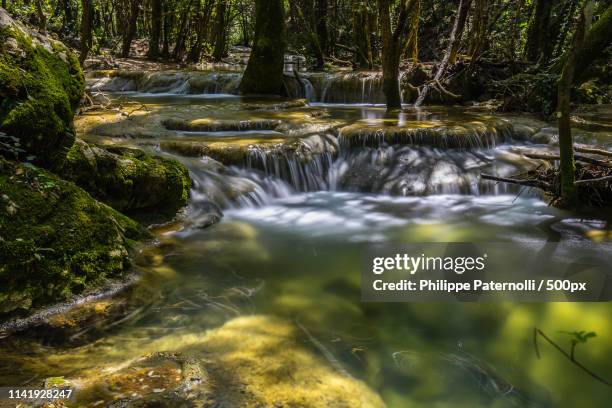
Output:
[60, 141, 190, 219]
[0, 18, 84, 169]
[0, 158, 147, 318]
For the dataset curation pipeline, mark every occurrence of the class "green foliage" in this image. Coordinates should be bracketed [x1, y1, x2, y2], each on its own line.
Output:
[560, 330, 597, 344]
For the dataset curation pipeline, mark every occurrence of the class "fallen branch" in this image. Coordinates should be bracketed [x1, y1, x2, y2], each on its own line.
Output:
[575, 145, 612, 158]
[524, 152, 612, 167]
[575, 174, 612, 185]
[481, 173, 551, 190]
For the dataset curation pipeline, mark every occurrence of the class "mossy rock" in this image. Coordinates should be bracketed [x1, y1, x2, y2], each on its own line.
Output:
[0, 158, 147, 319]
[60, 140, 191, 219]
[0, 9, 84, 169]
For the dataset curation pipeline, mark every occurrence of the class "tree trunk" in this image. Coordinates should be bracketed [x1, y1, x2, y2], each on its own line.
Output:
[377, 0, 419, 110]
[378, 0, 401, 109]
[448, 0, 472, 64]
[404, 0, 420, 64]
[557, 1, 592, 200]
[315, 0, 328, 57]
[79, 0, 93, 65]
[212, 0, 227, 62]
[35, 0, 46, 31]
[240, 0, 286, 95]
[352, 0, 375, 69]
[524, 0, 555, 64]
[121, 0, 140, 58]
[468, 0, 489, 60]
[415, 0, 470, 107]
[172, 0, 194, 61]
[188, 0, 214, 62]
[162, 1, 172, 58]
[148, 0, 162, 59]
[572, 4, 612, 82]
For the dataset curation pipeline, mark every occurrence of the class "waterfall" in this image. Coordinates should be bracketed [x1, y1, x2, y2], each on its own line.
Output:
[88, 71, 387, 103]
[184, 122, 533, 216]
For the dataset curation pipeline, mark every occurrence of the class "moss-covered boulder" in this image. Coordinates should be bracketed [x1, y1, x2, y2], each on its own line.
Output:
[0, 158, 146, 319]
[0, 8, 84, 168]
[60, 140, 190, 219]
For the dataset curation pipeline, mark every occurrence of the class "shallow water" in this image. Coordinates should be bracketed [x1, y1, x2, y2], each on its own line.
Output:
[2, 77, 611, 407]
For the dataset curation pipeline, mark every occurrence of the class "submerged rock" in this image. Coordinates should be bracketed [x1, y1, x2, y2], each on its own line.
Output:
[72, 315, 385, 407]
[60, 140, 190, 218]
[0, 158, 146, 319]
[0, 8, 84, 168]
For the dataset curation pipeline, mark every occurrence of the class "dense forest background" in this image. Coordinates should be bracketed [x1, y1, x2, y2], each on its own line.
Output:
[2, 0, 610, 74]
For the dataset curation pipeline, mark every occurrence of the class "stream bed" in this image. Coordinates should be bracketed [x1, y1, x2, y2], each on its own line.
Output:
[1, 71, 611, 407]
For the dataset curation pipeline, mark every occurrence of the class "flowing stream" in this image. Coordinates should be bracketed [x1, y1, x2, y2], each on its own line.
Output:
[1, 71, 611, 407]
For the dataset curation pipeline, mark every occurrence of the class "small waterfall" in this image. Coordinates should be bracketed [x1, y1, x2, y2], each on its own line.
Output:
[304, 72, 386, 104]
[178, 118, 536, 223]
[330, 145, 530, 196]
[245, 134, 338, 191]
[89, 70, 385, 103]
[88, 71, 242, 94]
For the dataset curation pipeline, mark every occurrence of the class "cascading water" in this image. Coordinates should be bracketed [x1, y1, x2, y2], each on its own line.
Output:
[181, 119, 536, 216]
[88, 70, 389, 104]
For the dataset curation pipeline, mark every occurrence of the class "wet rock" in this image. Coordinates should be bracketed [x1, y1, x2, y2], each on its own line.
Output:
[59, 140, 191, 219]
[511, 124, 539, 141]
[0, 158, 146, 319]
[193, 213, 222, 229]
[532, 128, 558, 145]
[0, 8, 84, 168]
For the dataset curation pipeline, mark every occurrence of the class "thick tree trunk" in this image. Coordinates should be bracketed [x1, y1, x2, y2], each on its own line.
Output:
[378, 0, 401, 109]
[240, 0, 286, 95]
[148, 0, 162, 59]
[79, 0, 93, 65]
[121, 0, 140, 58]
[558, 1, 593, 200]
[212, 0, 227, 62]
[315, 0, 328, 57]
[377, 0, 419, 110]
